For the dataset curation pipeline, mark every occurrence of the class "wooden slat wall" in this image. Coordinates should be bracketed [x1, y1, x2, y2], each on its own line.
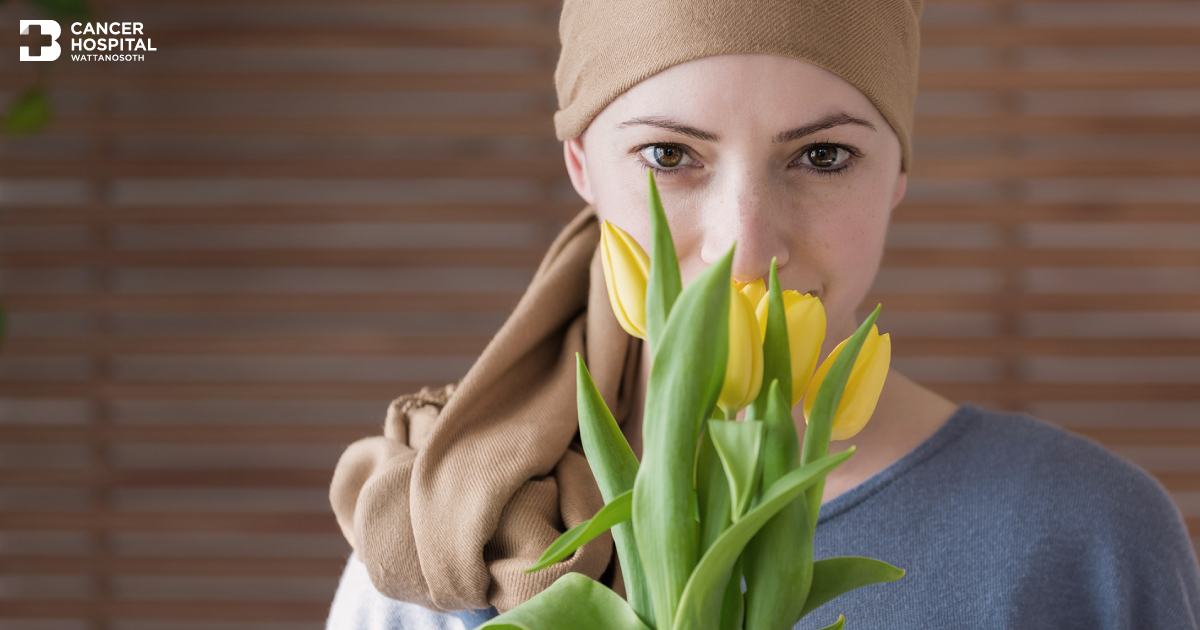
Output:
[1, 0, 1197, 627]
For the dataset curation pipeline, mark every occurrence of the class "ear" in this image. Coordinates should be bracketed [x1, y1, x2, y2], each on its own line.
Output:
[563, 136, 595, 205]
[890, 171, 907, 211]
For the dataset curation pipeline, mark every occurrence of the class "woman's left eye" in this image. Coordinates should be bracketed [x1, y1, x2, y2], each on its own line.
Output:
[798, 144, 851, 170]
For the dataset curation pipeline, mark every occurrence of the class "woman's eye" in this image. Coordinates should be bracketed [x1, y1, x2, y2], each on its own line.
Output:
[801, 144, 850, 169]
[638, 144, 693, 169]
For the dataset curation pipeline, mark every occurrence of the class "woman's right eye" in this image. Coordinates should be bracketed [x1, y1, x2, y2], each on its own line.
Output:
[637, 144, 695, 170]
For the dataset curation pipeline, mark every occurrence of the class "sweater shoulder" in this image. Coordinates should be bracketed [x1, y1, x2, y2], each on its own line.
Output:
[955, 404, 1186, 540]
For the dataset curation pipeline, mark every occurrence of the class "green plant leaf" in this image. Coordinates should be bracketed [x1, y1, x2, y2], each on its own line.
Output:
[29, 0, 93, 22]
[815, 614, 847, 630]
[672, 448, 855, 630]
[524, 490, 632, 573]
[706, 418, 764, 521]
[695, 426, 732, 556]
[480, 572, 652, 630]
[575, 354, 651, 624]
[634, 242, 733, 630]
[719, 557, 744, 630]
[798, 556, 905, 619]
[742, 379, 814, 630]
[747, 258, 792, 419]
[4, 86, 52, 136]
[644, 168, 682, 354]
[801, 304, 881, 530]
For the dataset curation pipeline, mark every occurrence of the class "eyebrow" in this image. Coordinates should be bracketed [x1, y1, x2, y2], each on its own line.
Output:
[616, 112, 877, 144]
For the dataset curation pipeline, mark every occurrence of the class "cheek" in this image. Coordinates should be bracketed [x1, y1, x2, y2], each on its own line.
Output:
[795, 186, 892, 334]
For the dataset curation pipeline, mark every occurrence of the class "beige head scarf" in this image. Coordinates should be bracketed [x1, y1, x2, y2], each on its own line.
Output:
[329, 0, 924, 611]
[554, 0, 924, 171]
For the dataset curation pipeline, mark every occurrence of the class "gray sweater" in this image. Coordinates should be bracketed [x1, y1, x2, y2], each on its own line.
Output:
[326, 402, 1200, 629]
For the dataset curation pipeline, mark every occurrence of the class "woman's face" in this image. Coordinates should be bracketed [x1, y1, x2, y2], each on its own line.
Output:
[563, 53, 907, 346]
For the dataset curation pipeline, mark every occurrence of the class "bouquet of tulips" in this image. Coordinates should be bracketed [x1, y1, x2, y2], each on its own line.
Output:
[480, 171, 900, 630]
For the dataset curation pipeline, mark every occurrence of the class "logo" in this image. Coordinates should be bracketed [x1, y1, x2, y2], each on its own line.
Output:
[19, 20, 61, 61]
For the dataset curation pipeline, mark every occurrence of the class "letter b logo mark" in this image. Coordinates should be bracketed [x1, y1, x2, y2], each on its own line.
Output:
[20, 20, 61, 61]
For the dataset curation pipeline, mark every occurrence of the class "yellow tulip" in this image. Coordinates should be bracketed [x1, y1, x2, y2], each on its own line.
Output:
[732, 277, 766, 312]
[801, 324, 890, 440]
[755, 291, 826, 407]
[599, 219, 650, 339]
[717, 288, 764, 417]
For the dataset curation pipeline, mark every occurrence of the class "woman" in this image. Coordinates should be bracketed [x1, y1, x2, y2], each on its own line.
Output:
[326, 0, 1200, 627]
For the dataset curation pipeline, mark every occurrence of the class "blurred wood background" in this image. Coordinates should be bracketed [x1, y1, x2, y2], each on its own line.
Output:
[1, 0, 1198, 627]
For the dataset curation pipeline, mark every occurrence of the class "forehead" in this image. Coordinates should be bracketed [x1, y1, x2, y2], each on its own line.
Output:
[595, 53, 884, 132]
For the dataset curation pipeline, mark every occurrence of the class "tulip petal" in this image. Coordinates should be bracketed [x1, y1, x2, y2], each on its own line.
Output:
[717, 289, 764, 415]
[600, 220, 649, 339]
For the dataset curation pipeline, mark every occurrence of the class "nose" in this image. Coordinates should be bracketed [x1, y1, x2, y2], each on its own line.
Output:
[699, 170, 790, 284]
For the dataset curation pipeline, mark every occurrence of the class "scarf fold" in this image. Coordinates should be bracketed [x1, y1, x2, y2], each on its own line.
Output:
[329, 204, 642, 612]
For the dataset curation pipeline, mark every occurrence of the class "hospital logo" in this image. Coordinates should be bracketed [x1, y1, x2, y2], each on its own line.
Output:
[19, 20, 61, 61]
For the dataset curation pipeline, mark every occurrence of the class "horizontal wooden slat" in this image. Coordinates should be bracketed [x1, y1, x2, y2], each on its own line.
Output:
[2, 335, 493, 355]
[1, 292, 524, 313]
[1, 600, 331, 621]
[30, 114, 1200, 138]
[0, 203, 579, 226]
[928, 382, 1200, 402]
[922, 26, 1200, 47]
[1069, 427, 1200, 447]
[7, 468, 1197, 494]
[0, 71, 555, 92]
[882, 249, 1200, 268]
[1156, 473, 1200, 493]
[919, 71, 1200, 91]
[43, 114, 554, 137]
[0, 248, 546, 268]
[1, 381, 1197, 401]
[0, 512, 338, 533]
[5, 424, 1199, 448]
[0, 468, 337, 488]
[7, 247, 1200, 269]
[4, 157, 1198, 179]
[0, 425, 376, 444]
[895, 203, 1200, 223]
[0, 157, 563, 179]
[4, 71, 1198, 93]
[894, 338, 1200, 357]
[5, 336, 1200, 358]
[916, 115, 1200, 136]
[0, 556, 345, 577]
[0, 381, 433, 399]
[3, 203, 1195, 227]
[5, 292, 1200, 314]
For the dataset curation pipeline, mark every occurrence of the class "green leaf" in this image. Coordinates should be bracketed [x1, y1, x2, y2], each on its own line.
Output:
[815, 614, 847, 630]
[634, 243, 733, 630]
[29, 0, 93, 22]
[695, 426, 732, 556]
[747, 259, 792, 419]
[742, 380, 813, 630]
[672, 448, 855, 630]
[524, 490, 632, 573]
[644, 169, 682, 354]
[719, 557, 744, 630]
[798, 556, 905, 619]
[575, 354, 651, 624]
[480, 572, 652, 630]
[706, 418, 764, 521]
[801, 304, 881, 530]
[4, 86, 52, 136]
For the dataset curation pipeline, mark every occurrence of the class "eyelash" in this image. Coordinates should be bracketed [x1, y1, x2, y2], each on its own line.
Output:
[632, 142, 861, 178]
